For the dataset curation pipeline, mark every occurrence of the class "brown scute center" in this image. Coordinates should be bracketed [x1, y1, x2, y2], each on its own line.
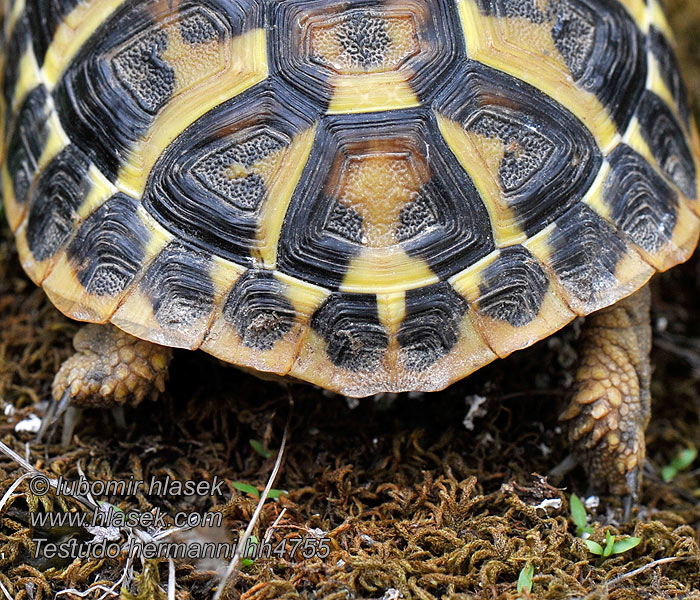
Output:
[331, 150, 430, 248]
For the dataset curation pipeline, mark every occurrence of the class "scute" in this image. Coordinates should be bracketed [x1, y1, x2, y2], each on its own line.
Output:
[142, 241, 215, 329]
[311, 293, 388, 372]
[26, 144, 92, 262]
[434, 61, 602, 241]
[142, 82, 318, 267]
[67, 193, 149, 298]
[222, 271, 296, 351]
[7, 85, 50, 207]
[2, 0, 700, 397]
[268, 0, 466, 112]
[399, 283, 469, 371]
[635, 91, 697, 200]
[54, 0, 265, 181]
[477, 245, 549, 328]
[276, 108, 495, 290]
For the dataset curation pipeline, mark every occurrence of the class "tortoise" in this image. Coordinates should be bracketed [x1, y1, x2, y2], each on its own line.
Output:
[1, 0, 699, 501]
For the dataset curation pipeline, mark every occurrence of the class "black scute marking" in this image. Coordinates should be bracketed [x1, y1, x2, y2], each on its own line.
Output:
[7, 86, 50, 205]
[478, 246, 549, 327]
[325, 201, 364, 244]
[143, 83, 318, 267]
[649, 27, 691, 129]
[434, 62, 602, 236]
[480, 0, 547, 21]
[636, 90, 697, 199]
[67, 193, 149, 297]
[142, 242, 214, 328]
[398, 283, 469, 371]
[550, 1, 595, 81]
[222, 271, 296, 351]
[337, 11, 391, 69]
[111, 27, 175, 115]
[3, 15, 31, 114]
[192, 131, 285, 212]
[180, 11, 219, 44]
[396, 196, 438, 242]
[476, 0, 646, 129]
[401, 150, 494, 276]
[26, 145, 92, 262]
[25, 0, 82, 66]
[311, 293, 388, 372]
[605, 144, 679, 254]
[54, 1, 257, 181]
[470, 112, 555, 193]
[548, 204, 626, 306]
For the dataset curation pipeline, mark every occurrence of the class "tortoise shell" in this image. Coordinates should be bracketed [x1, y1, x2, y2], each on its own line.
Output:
[1, 0, 699, 396]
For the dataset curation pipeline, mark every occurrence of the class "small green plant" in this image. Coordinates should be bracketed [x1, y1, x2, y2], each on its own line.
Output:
[232, 481, 288, 499]
[569, 494, 593, 537]
[241, 535, 259, 567]
[249, 439, 272, 459]
[517, 564, 534, 596]
[584, 530, 641, 557]
[661, 447, 697, 482]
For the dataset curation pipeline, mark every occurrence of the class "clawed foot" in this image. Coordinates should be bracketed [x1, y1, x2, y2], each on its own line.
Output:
[560, 287, 651, 517]
[38, 324, 172, 444]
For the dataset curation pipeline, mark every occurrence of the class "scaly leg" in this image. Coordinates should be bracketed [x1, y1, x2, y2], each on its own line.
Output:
[560, 286, 652, 500]
[49, 324, 172, 442]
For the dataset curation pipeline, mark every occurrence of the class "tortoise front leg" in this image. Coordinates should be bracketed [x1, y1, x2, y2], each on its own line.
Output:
[560, 285, 652, 501]
[48, 324, 172, 443]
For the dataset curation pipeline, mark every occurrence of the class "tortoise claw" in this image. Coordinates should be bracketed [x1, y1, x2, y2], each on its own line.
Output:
[35, 388, 72, 444]
[622, 467, 640, 521]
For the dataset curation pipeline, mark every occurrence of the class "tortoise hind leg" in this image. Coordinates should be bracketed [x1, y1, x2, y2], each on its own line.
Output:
[560, 286, 652, 501]
[49, 324, 172, 442]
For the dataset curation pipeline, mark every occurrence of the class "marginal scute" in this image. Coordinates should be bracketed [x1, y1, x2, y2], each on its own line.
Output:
[648, 26, 691, 130]
[635, 91, 697, 200]
[143, 83, 318, 267]
[2, 14, 30, 112]
[311, 293, 388, 372]
[604, 144, 679, 254]
[222, 270, 296, 351]
[26, 145, 92, 262]
[398, 282, 469, 371]
[7, 85, 50, 206]
[277, 108, 494, 289]
[434, 62, 602, 237]
[141, 242, 215, 329]
[24, 0, 83, 66]
[67, 193, 149, 297]
[548, 204, 626, 309]
[477, 245, 549, 327]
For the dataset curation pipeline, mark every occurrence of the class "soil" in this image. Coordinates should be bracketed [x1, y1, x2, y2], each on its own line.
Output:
[1, 2, 700, 598]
